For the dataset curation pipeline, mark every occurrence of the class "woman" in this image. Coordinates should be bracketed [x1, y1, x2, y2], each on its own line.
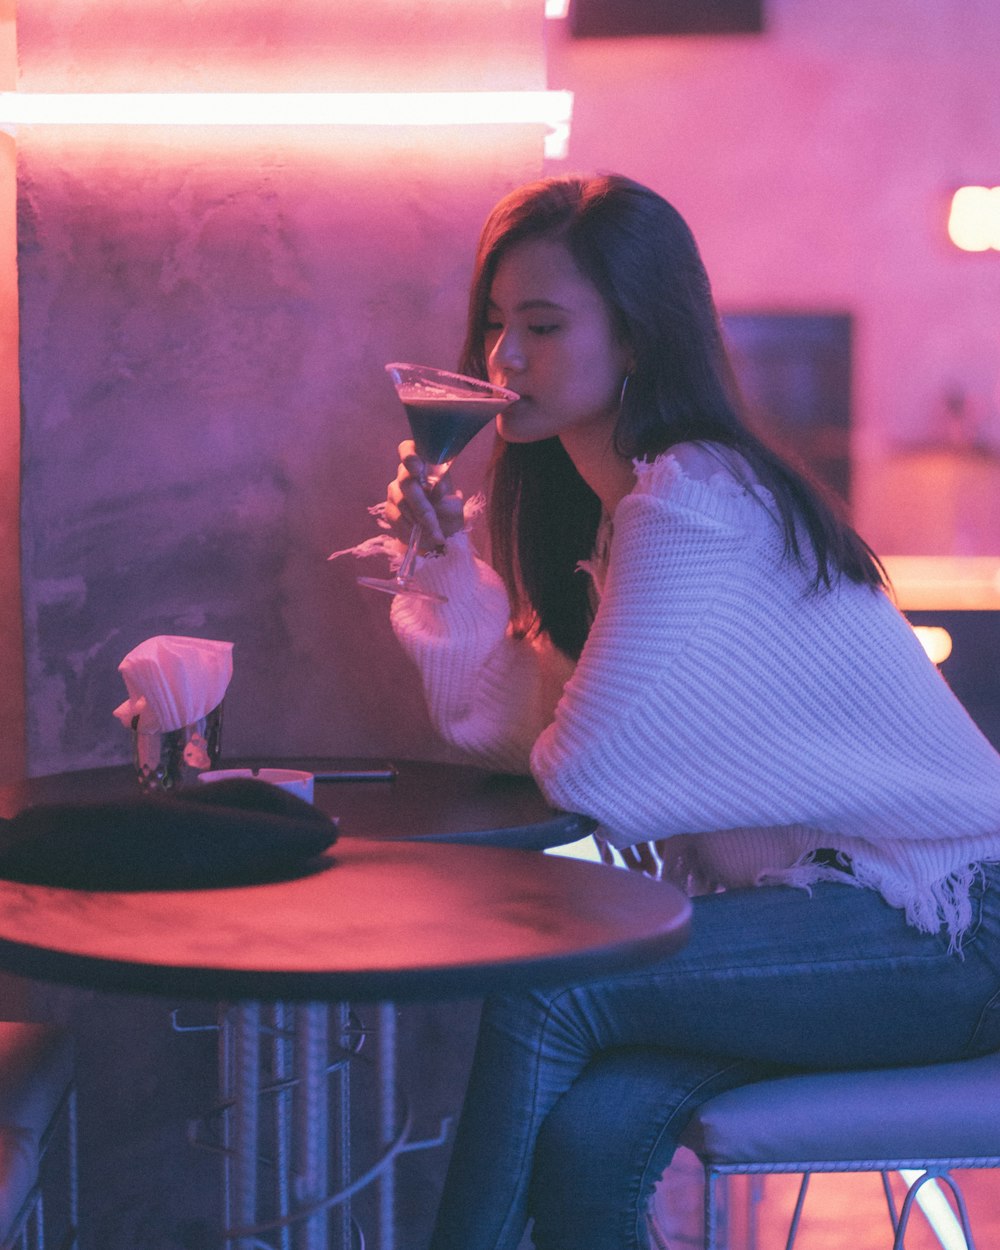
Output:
[363, 174, 1000, 1249]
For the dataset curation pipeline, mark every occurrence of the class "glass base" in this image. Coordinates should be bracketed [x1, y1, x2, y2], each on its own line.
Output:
[356, 574, 447, 604]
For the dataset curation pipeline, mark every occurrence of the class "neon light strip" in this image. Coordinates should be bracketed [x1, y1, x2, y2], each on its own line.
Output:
[0, 90, 574, 157]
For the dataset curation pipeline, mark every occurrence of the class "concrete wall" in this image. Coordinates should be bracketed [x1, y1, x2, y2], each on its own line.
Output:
[12, 0, 545, 779]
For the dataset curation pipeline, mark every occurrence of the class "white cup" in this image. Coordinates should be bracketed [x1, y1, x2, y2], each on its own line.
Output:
[198, 768, 315, 803]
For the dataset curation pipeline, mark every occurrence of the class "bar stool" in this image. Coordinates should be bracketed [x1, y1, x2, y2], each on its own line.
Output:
[0, 1022, 77, 1250]
[677, 1049, 1000, 1249]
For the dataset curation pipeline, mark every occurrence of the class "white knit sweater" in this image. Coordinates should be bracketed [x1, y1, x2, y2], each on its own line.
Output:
[388, 451, 1000, 946]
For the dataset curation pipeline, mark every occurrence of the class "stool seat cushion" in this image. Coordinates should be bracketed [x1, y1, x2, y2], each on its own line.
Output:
[0, 1023, 74, 1237]
[679, 1050, 1000, 1166]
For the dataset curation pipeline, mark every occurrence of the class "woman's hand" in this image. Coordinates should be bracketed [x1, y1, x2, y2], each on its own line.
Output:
[381, 440, 466, 552]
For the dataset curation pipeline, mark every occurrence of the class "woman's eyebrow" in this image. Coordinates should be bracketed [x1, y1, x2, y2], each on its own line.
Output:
[487, 297, 571, 313]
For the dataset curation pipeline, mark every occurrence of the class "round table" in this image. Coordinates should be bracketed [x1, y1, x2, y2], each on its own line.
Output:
[0, 835, 689, 1002]
[0, 763, 688, 1250]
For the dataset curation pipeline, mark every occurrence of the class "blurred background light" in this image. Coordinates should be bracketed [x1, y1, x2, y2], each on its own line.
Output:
[948, 185, 1000, 252]
[912, 625, 954, 666]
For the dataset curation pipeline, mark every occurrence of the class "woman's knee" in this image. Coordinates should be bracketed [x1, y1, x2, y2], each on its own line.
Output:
[527, 1048, 765, 1248]
[528, 1050, 691, 1250]
[479, 985, 593, 1060]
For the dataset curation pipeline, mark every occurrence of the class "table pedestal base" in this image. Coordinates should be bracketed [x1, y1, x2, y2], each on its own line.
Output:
[187, 1002, 450, 1250]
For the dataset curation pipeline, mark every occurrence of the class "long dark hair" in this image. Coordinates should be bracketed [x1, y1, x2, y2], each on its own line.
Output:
[460, 173, 885, 659]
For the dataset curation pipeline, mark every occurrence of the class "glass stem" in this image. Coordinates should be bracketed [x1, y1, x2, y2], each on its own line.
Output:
[396, 464, 447, 587]
[396, 525, 423, 587]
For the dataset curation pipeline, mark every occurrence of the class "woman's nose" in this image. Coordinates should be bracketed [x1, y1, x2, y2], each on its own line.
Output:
[489, 330, 526, 376]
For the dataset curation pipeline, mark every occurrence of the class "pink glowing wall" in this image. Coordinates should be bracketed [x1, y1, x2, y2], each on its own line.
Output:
[545, 0, 1000, 554]
[12, 0, 546, 776]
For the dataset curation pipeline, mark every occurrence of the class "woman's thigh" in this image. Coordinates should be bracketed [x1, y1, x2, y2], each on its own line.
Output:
[500, 870, 1000, 1074]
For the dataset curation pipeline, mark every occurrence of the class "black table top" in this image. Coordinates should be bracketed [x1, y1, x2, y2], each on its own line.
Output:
[0, 758, 597, 851]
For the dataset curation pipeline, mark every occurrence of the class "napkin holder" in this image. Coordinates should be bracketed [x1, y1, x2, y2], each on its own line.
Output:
[132, 700, 224, 793]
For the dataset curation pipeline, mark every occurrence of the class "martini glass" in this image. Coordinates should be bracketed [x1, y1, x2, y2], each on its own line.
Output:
[356, 362, 519, 602]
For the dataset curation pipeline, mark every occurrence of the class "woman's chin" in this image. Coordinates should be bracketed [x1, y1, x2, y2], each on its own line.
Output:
[497, 412, 546, 444]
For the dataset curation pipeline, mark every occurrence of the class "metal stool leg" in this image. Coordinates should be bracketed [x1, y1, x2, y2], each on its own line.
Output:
[894, 1171, 974, 1250]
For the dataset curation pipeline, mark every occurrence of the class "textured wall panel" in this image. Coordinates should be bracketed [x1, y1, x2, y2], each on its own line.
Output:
[16, 0, 545, 775]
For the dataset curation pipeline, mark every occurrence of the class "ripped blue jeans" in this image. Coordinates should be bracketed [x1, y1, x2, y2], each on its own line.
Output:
[428, 868, 1000, 1250]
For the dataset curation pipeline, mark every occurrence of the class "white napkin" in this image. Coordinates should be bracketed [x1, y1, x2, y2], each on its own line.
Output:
[113, 636, 234, 735]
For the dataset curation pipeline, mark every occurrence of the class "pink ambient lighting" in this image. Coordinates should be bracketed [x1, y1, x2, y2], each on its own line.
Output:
[947, 185, 1000, 252]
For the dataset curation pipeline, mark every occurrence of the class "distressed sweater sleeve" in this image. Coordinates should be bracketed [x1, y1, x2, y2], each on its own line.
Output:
[389, 531, 574, 772]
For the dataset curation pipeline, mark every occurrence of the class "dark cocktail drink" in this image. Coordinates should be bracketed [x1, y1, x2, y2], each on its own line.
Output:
[402, 394, 508, 466]
[354, 363, 518, 602]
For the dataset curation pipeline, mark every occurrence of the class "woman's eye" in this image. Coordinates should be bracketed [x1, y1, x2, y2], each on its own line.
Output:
[484, 321, 503, 335]
[529, 323, 561, 336]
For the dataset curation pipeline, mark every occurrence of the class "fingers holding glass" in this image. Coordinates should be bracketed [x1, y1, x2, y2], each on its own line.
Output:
[355, 363, 518, 602]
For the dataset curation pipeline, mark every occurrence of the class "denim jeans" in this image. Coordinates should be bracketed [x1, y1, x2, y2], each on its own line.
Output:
[428, 866, 1000, 1250]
